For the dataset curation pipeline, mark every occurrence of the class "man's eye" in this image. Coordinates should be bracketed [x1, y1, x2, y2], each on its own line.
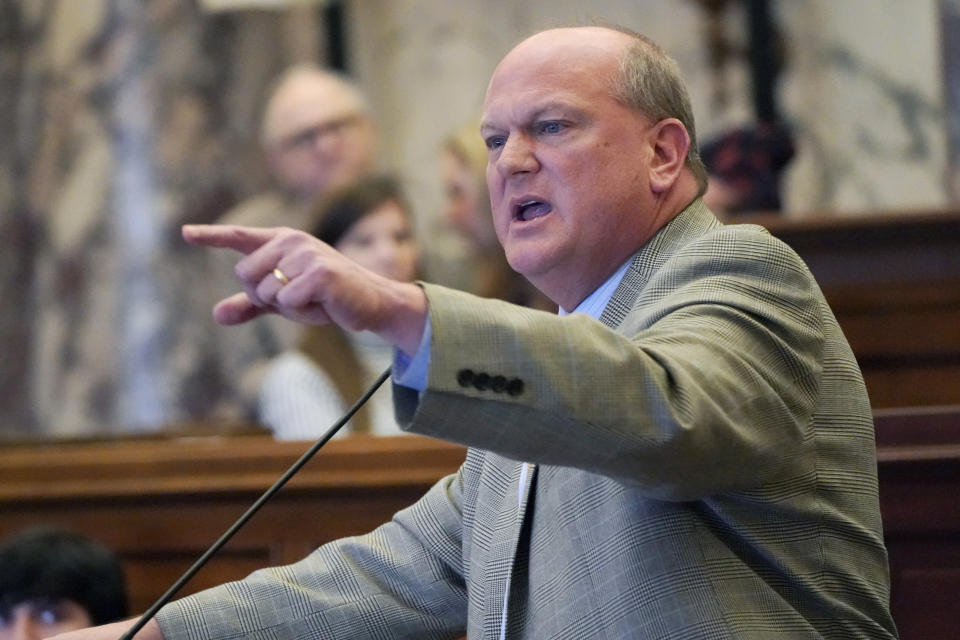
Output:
[345, 236, 373, 249]
[284, 126, 320, 149]
[538, 121, 564, 135]
[485, 136, 506, 150]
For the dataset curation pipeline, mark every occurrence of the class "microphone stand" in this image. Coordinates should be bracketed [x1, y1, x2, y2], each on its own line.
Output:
[120, 367, 392, 640]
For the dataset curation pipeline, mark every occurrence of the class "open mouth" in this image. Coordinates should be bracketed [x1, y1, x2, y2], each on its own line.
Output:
[514, 199, 553, 221]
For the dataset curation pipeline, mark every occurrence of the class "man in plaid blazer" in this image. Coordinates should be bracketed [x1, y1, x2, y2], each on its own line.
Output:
[60, 25, 897, 640]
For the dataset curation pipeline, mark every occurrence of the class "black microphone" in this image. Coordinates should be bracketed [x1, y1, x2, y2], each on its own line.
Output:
[119, 367, 391, 640]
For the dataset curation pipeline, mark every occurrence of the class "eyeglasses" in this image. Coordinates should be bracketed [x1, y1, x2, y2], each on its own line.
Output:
[276, 113, 366, 153]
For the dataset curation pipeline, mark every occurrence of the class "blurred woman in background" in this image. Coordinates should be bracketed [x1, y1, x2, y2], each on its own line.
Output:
[258, 174, 419, 439]
[440, 119, 554, 311]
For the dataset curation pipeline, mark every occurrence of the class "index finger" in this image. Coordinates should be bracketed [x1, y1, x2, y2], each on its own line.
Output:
[182, 224, 280, 255]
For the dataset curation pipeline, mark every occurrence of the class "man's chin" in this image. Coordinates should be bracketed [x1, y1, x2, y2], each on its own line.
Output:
[504, 249, 555, 283]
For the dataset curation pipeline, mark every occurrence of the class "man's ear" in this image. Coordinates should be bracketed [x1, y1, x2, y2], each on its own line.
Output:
[647, 118, 691, 194]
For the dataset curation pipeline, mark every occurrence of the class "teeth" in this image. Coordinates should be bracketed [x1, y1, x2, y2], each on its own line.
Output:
[516, 200, 550, 221]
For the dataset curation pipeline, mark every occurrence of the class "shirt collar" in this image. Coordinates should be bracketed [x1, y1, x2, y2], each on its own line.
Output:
[558, 257, 633, 320]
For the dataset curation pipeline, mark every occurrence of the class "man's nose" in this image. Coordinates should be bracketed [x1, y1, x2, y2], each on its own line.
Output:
[495, 135, 538, 177]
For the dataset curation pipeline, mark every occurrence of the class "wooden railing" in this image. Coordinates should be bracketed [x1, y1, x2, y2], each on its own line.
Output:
[0, 433, 467, 615]
[1, 406, 958, 638]
[874, 405, 960, 639]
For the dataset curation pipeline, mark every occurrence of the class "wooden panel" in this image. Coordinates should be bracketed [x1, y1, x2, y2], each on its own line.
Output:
[887, 545, 960, 640]
[862, 365, 960, 409]
[2, 410, 958, 638]
[0, 433, 467, 614]
[874, 406, 960, 639]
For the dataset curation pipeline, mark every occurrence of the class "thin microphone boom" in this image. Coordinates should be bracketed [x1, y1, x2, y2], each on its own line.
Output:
[119, 367, 392, 640]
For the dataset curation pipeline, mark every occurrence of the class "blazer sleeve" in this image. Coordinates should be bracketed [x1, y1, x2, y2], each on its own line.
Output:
[154, 468, 469, 640]
[396, 225, 828, 501]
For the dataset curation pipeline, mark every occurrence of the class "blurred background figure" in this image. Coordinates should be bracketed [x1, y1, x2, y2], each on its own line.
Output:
[215, 65, 382, 419]
[439, 119, 554, 311]
[0, 528, 127, 640]
[701, 122, 795, 216]
[258, 174, 419, 439]
[219, 64, 379, 229]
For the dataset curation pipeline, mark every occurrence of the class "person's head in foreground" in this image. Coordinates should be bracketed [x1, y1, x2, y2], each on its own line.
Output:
[479, 24, 707, 310]
[0, 528, 127, 640]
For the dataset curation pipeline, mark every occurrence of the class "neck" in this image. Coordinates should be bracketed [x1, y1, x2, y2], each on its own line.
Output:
[646, 172, 699, 231]
[533, 262, 620, 312]
[545, 194, 701, 311]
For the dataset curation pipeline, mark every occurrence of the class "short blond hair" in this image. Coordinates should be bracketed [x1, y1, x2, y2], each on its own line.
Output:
[442, 117, 487, 182]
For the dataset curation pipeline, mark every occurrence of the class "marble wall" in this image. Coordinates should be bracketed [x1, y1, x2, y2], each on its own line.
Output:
[347, 0, 951, 220]
[0, 0, 955, 438]
[1, 0, 324, 437]
[779, 0, 949, 213]
[943, 0, 960, 199]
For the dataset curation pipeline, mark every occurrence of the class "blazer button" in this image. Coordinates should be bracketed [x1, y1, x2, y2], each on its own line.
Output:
[491, 375, 507, 393]
[473, 372, 491, 391]
[457, 369, 474, 387]
[506, 378, 524, 396]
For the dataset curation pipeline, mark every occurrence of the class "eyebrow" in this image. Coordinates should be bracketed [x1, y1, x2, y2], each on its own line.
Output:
[482, 101, 587, 133]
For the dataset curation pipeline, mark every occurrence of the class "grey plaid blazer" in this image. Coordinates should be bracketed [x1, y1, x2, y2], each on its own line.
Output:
[157, 200, 898, 639]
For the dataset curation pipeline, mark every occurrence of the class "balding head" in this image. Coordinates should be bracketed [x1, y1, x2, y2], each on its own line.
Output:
[260, 66, 377, 198]
[490, 27, 705, 191]
[493, 26, 634, 76]
[480, 26, 701, 310]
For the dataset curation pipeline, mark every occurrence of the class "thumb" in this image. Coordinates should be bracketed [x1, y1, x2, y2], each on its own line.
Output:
[213, 292, 271, 325]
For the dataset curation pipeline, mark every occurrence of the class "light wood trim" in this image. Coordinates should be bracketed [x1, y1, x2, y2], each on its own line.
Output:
[0, 433, 468, 502]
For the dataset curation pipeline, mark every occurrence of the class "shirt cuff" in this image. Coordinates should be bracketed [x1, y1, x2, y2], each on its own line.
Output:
[393, 316, 431, 391]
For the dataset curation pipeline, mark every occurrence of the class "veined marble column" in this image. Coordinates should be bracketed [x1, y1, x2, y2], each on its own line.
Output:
[943, 0, 960, 200]
[3, 0, 322, 437]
